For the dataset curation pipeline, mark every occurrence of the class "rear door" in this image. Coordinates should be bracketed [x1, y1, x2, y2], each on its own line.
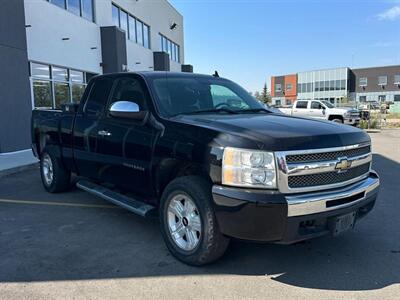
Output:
[73, 77, 114, 179]
[293, 101, 309, 117]
[96, 76, 156, 196]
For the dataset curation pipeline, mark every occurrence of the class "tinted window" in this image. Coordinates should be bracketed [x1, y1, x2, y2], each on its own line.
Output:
[296, 101, 308, 109]
[67, 0, 80, 16]
[150, 77, 264, 117]
[120, 10, 128, 34]
[85, 78, 113, 116]
[109, 77, 148, 111]
[51, 0, 66, 9]
[311, 101, 322, 109]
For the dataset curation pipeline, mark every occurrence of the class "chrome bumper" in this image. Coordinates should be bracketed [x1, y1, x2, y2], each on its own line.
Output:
[286, 171, 379, 217]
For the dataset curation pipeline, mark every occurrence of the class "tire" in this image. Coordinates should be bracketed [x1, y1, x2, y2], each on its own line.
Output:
[40, 148, 71, 193]
[332, 118, 343, 123]
[160, 176, 230, 266]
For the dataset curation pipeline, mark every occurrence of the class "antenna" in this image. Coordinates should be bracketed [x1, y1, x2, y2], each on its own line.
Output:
[213, 71, 219, 78]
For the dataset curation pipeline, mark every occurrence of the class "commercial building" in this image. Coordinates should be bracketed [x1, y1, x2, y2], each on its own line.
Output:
[0, 0, 190, 154]
[271, 65, 400, 106]
[270, 74, 297, 106]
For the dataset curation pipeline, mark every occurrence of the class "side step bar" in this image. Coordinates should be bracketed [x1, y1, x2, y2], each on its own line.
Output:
[76, 180, 156, 217]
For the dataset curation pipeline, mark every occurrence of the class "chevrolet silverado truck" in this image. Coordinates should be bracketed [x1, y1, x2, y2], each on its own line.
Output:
[31, 72, 380, 266]
[279, 100, 361, 125]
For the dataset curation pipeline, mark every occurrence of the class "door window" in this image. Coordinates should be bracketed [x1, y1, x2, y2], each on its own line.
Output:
[109, 77, 148, 111]
[84, 78, 113, 116]
[311, 101, 323, 109]
[295, 101, 308, 109]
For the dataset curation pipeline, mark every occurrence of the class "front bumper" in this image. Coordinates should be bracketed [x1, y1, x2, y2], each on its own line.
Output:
[344, 117, 360, 125]
[212, 171, 379, 243]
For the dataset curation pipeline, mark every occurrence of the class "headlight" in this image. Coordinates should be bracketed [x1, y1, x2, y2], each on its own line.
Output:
[222, 147, 276, 188]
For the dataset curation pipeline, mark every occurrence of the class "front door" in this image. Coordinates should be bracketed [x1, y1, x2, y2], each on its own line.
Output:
[309, 101, 326, 119]
[96, 76, 155, 196]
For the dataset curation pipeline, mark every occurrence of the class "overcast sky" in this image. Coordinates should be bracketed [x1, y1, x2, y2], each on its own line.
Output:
[170, 0, 400, 93]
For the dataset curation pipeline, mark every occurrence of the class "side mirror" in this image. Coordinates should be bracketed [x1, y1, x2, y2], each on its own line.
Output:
[109, 101, 148, 120]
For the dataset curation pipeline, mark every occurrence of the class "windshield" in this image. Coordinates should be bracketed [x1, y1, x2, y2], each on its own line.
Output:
[149, 76, 266, 117]
[321, 100, 335, 108]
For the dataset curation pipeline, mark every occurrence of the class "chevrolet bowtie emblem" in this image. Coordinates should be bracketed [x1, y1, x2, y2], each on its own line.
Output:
[335, 157, 352, 172]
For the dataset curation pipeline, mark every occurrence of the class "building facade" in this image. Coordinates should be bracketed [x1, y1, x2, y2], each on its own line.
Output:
[270, 74, 297, 105]
[271, 65, 400, 106]
[349, 65, 400, 103]
[0, 0, 189, 153]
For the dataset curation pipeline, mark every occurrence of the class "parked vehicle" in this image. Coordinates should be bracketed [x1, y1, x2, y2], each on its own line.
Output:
[279, 100, 360, 125]
[31, 72, 380, 265]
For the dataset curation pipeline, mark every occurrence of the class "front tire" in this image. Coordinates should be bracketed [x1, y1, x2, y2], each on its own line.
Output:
[160, 176, 230, 266]
[332, 118, 343, 123]
[40, 148, 71, 193]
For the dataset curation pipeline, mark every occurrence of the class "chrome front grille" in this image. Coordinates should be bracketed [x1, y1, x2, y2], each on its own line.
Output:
[286, 145, 370, 163]
[288, 163, 370, 188]
[276, 143, 372, 193]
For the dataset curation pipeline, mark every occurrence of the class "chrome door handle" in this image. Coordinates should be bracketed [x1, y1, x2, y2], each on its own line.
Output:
[98, 130, 111, 136]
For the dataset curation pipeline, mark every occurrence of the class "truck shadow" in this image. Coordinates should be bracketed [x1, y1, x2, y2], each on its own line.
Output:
[0, 154, 398, 291]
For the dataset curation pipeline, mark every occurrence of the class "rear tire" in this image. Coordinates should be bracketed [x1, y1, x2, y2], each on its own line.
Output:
[40, 148, 71, 193]
[160, 176, 230, 266]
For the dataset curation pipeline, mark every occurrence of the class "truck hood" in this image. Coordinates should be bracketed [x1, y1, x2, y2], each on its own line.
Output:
[329, 107, 359, 114]
[172, 113, 369, 151]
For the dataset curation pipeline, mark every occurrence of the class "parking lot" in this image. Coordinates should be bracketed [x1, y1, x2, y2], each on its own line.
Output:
[0, 130, 399, 299]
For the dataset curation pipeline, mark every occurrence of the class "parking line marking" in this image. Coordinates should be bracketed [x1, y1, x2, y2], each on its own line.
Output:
[0, 198, 119, 209]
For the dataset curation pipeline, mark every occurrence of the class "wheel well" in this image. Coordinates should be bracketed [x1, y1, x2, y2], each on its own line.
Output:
[328, 115, 343, 121]
[156, 161, 211, 198]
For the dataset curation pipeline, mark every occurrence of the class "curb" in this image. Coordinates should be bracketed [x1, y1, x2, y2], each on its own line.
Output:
[0, 163, 39, 179]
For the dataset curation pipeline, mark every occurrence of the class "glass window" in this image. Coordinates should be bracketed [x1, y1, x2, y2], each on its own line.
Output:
[129, 16, 136, 41]
[335, 80, 340, 90]
[315, 81, 319, 91]
[85, 78, 113, 116]
[82, 0, 94, 21]
[296, 101, 308, 109]
[307, 83, 312, 93]
[31, 63, 50, 79]
[136, 20, 143, 46]
[286, 83, 292, 91]
[171, 43, 176, 61]
[120, 10, 128, 34]
[109, 77, 148, 110]
[340, 79, 346, 90]
[51, 0, 66, 9]
[160, 35, 164, 51]
[72, 84, 86, 103]
[52, 66, 68, 82]
[378, 76, 387, 86]
[67, 0, 80, 16]
[150, 76, 264, 117]
[86, 72, 96, 83]
[394, 95, 400, 102]
[176, 45, 180, 62]
[275, 84, 282, 92]
[112, 5, 119, 27]
[275, 100, 282, 106]
[311, 101, 323, 109]
[359, 96, 367, 102]
[394, 75, 400, 84]
[297, 83, 301, 93]
[33, 80, 52, 108]
[54, 82, 70, 109]
[359, 77, 367, 86]
[378, 95, 386, 102]
[164, 37, 168, 53]
[143, 24, 150, 48]
[330, 80, 335, 91]
[70, 70, 84, 83]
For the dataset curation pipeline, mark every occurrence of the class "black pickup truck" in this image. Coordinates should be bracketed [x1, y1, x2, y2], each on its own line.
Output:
[32, 72, 380, 265]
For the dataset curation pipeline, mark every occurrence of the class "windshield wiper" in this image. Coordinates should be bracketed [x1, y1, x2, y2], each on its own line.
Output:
[178, 108, 240, 115]
[237, 108, 271, 114]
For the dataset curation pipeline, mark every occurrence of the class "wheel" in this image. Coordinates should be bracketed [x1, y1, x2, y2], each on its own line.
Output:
[40, 148, 71, 193]
[332, 118, 343, 123]
[160, 176, 230, 266]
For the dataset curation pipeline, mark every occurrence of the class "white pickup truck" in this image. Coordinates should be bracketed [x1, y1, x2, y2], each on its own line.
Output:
[278, 100, 360, 125]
